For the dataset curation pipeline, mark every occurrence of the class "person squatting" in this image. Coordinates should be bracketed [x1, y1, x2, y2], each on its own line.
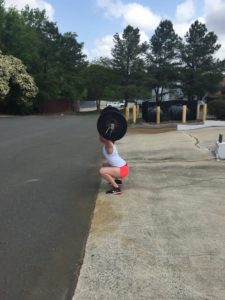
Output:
[99, 135, 129, 195]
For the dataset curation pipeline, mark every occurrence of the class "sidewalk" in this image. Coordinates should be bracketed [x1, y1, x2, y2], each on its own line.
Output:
[73, 127, 225, 300]
[177, 120, 225, 131]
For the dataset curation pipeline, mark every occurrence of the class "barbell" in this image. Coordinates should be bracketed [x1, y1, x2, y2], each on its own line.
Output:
[97, 105, 127, 141]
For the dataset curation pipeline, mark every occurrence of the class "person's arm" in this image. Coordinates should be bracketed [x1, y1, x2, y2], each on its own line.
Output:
[102, 160, 110, 167]
[105, 140, 113, 154]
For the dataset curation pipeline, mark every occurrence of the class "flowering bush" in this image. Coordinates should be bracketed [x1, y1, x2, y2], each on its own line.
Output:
[0, 52, 38, 113]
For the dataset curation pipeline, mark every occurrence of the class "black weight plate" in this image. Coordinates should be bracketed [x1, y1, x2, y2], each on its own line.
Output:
[97, 110, 127, 141]
[168, 105, 183, 120]
[101, 106, 121, 114]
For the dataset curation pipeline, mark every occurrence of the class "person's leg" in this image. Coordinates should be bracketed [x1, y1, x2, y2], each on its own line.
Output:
[102, 162, 120, 184]
[99, 167, 121, 188]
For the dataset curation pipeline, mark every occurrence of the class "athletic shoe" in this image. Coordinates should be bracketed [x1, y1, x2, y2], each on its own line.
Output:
[115, 179, 123, 185]
[106, 187, 121, 195]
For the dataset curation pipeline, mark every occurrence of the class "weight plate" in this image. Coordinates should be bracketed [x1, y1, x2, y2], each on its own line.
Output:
[101, 106, 121, 114]
[168, 105, 183, 120]
[97, 110, 127, 141]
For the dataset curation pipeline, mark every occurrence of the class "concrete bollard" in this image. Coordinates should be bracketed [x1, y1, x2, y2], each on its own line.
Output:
[125, 106, 129, 121]
[136, 104, 140, 119]
[196, 104, 200, 120]
[182, 105, 187, 123]
[133, 105, 137, 124]
[203, 103, 207, 122]
[156, 106, 160, 124]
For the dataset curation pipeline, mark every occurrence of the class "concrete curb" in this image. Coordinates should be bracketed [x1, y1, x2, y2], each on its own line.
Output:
[177, 120, 225, 131]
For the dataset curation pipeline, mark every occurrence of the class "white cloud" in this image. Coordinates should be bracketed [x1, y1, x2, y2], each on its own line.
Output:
[204, 0, 225, 36]
[175, 0, 195, 23]
[90, 35, 114, 60]
[89, 29, 149, 60]
[5, 0, 54, 20]
[173, 22, 190, 37]
[202, 0, 225, 60]
[83, 47, 91, 59]
[97, 0, 160, 32]
[139, 30, 149, 44]
[96, 0, 124, 18]
[173, 0, 196, 38]
[214, 37, 225, 60]
[123, 3, 160, 31]
[173, 16, 204, 38]
[94, 0, 225, 60]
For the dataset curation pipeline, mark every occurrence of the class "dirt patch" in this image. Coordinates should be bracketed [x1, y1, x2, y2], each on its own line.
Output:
[128, 127, 176, 134]
[90, 199, 122, 236]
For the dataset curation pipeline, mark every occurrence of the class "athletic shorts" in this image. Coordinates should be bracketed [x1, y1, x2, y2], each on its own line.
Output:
[120, 163, 129, 178]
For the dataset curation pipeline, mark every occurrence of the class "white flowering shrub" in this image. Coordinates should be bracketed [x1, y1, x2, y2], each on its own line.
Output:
[0, 52, 38, 113]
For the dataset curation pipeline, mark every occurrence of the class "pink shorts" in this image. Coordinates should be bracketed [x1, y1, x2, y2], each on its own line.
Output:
[120, 163, 129, 178]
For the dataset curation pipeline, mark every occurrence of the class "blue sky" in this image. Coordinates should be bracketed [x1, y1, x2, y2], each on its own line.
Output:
[5, 0, 225, 60]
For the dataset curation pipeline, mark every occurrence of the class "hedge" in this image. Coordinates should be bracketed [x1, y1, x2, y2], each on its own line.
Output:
[208, 99, 225, 120]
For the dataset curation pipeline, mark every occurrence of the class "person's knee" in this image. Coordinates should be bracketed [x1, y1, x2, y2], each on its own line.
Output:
[99, 168, 105, 176]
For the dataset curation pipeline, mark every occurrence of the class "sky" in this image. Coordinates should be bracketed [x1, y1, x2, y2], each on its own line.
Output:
[4, 0, 225, 60]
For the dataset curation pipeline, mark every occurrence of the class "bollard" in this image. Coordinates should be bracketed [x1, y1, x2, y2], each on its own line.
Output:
[196, 104, 200, 120]
[136, 104, 140, 119]
[219, 134, 223, 143]
[203, 103, 207, 122]
[132, 105, 137, 123]
[125, 106, 130, 121]
[156, 106, 160, 124]
[182, 105, 187, 123]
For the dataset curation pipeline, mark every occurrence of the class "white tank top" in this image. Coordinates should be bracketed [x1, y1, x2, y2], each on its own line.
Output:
[102, 144, 126, 167]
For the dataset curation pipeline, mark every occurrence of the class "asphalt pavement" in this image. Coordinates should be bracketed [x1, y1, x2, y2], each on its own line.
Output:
[74, 126, 225, 300]
[0, 115, 101, 300]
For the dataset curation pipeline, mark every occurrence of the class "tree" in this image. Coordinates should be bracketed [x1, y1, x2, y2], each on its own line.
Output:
[0, 0, 5, 48]
[0, 52, 38, 114]
[21, 6, 87, 101]
[0, 6, 40, 72]
[179, 20, 224, 100]
[57, 32, 87, 100]
[82, 63, 115, 111]
[111, 25, 148, 104]
[147, 20, 181, 103]
[21, 6, 62, 99]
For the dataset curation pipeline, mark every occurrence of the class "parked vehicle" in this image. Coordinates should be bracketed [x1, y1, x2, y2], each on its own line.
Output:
[134, 99, 145, 106]
[198, 99, 205, 106]
[106, 102, 124, 109]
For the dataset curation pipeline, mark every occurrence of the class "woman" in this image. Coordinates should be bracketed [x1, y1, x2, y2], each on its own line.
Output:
[99, 135, 129, 195]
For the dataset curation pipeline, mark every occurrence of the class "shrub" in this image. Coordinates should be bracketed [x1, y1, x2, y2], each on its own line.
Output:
[0, 52, 38, 114]
[208, 99, 225, 120]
